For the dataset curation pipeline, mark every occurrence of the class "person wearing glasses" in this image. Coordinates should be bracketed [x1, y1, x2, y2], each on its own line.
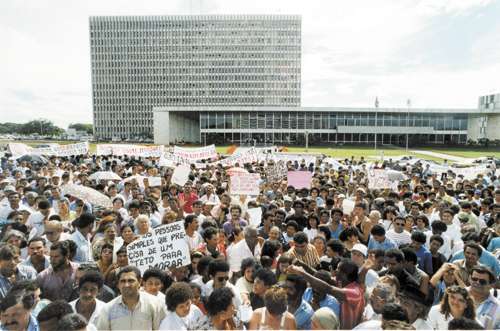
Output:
[427, 286, 479, 330]
[386, 216, 412, 247]
[201, 259, 242, 311]
[468, 266, 499, 330]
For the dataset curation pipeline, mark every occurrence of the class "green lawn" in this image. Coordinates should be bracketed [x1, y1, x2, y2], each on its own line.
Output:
[3, 140, 496, 164]
[417, 147, 500, 158]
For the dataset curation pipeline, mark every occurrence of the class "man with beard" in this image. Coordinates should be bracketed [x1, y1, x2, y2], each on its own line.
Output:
[0, 288, 38, 331]
[36, 241, 78, 301]
[288, 259, 365, 329]
[0, 244, 36, 300]
[95, 266, 165, 330]
[69, 271, 106, 328]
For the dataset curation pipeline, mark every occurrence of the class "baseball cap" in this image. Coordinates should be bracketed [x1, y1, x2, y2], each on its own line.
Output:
[352, 244, 368, 258]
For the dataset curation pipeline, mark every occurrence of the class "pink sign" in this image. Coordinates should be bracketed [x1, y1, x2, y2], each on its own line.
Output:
[287, 171, 313, 189]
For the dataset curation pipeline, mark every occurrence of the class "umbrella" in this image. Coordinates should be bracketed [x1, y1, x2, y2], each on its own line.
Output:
[16, 154, 48, 165]
[89, 171, 122, 181]
[61, 184, 112, 208]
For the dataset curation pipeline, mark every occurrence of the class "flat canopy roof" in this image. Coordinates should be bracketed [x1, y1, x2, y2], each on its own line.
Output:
[154, 106, 488, 114]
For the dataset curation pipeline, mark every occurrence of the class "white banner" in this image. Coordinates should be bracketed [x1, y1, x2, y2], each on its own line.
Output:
[96, 144, 163, 157]
[127, 222, 191, 273]
[230, 173, 261, 195]
[173, 145, 217, 161]
[10, 142, 89, 157]
[216, 147, 259, 167]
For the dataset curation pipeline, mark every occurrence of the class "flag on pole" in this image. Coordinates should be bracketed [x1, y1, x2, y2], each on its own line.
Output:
[375, 97, 379, 108]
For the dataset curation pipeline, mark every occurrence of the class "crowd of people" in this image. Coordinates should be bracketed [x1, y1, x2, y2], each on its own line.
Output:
[0, 149, 499, 330]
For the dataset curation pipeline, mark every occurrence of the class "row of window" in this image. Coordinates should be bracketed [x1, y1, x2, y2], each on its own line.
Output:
[94, 97, 299, 106]
[90, 19, 300, 31]
[93, 74, 299, 84]
[199, 112, 468, 131]
[90, 31, 300, 40]
[91, 50, 300, 60]
[90, 36, 300, 46]
[201, 132, 468, 145]
[92, 59, 298, 67]
[92, 83, 299, 93]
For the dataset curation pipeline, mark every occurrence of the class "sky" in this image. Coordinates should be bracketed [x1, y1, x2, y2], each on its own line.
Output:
[2, 0, 500, 129]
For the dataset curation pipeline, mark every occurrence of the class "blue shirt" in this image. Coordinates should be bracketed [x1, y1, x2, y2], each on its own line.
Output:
[1, 314, 41, 331]
[487, 237, 500, 252]
[450, 248, 500, 275]
[293, 300, 314, 330]
[0, 265, 37, 300]
[330, 223, 343, 240]
[415, 245, 433, 276]
[302, 287, 340, 318]
[367, 236, 397, 251]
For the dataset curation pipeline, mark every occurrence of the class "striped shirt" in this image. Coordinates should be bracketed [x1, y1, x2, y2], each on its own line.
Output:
[286, 244, 320, 269]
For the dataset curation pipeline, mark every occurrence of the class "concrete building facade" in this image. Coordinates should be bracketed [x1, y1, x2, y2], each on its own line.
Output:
[89, 15, 301, 140]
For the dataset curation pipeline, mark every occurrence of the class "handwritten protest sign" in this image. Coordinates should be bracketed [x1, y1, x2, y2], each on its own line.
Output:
[172, 164, 191, 186]
[230, 173, 260, 195]
[287, 171, 312, 189]
[368, 169, 398, 190]
[173, 145, 217, 160]
[266, 160, 288, 183]
[127, 222, 191, 273]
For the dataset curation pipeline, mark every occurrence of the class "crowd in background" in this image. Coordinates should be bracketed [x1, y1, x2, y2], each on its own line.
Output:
[0, 150, 499, 330]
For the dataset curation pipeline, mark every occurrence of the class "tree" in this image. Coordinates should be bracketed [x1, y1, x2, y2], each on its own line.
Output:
[68, 123, 93, 135]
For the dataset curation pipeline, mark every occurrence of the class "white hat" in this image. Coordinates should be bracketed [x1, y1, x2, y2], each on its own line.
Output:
[3, 185, 15, 192]
[352, 243, 368, 258]
[284, 196, 293, 202]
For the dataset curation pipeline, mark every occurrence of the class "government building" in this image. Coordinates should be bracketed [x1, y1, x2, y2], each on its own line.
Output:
[89, 15, 500, 145]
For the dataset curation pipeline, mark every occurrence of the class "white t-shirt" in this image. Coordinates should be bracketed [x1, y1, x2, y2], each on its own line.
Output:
[159, 304, 206, 331]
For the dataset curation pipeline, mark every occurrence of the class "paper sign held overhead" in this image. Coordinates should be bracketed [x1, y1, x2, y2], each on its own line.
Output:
[171, 164, 191, 186]
[230, 173, 260, 196]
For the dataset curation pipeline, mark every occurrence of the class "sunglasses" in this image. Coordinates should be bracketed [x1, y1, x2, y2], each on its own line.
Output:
[471, 277, 489, 286]
[395, 223, 404, 226]
[216, 276, 229, 282]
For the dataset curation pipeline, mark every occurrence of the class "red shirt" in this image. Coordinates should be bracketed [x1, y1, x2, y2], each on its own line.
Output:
[340, 282, 365, 329]
[179, 192, 199, 213]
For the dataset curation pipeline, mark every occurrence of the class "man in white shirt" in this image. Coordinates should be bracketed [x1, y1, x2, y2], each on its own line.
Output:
[70, 213, 95, 263]
[95, 266, 165, 330]
[201, 259, 242, 309]
[26, 200, 54, 238]
[0, 191, 28, 221]
[386, 216, 411, 247]
[227, 227, 262, 276]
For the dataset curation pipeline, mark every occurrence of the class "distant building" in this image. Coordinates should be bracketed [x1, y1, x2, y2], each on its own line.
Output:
[89, 15, 301, 141]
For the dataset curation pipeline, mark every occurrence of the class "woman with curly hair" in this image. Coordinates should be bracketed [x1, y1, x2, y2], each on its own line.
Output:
[427, 286, 479, 330]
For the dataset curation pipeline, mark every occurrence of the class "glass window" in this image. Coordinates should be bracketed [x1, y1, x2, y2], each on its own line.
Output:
[225, 113, 233, 129]
[208, 113, 216, 129]
[200, 113, 208, 129]
[290, 113, 297, 129]
[329, 113, 337, 129]
[266, 113, 273, 129]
